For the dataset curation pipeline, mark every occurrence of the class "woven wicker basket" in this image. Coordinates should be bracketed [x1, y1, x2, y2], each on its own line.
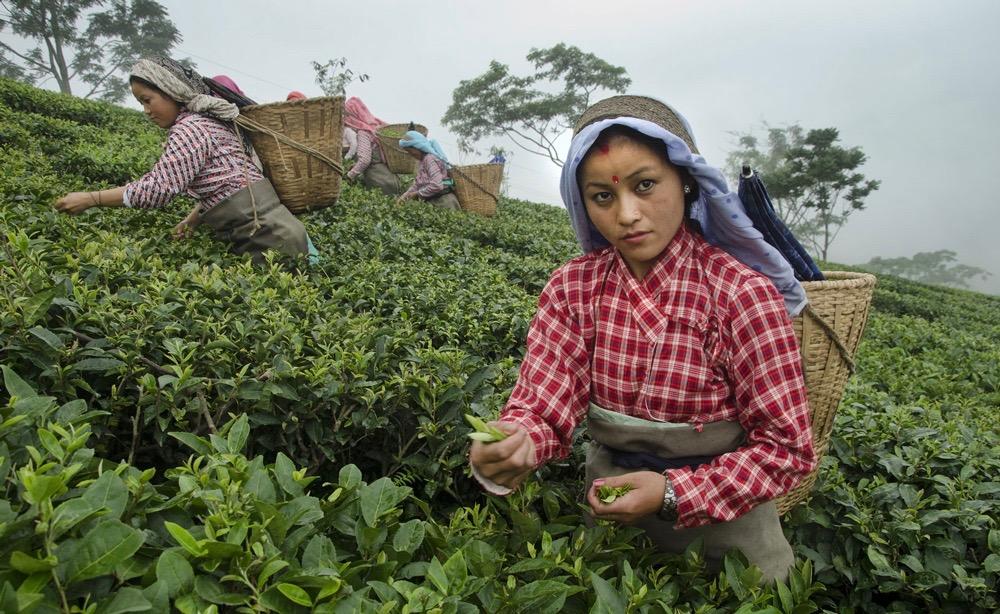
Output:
[452, 164, 503, 217]
[776, 271, 877, 514]
[236, 96, 344, 214]
[376, 123, 428, 174]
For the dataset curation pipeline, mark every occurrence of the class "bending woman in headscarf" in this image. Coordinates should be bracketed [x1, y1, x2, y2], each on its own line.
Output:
[54, 56, 313, 266]
[468, 95, 815, 582]
[396, 131, 460, 210]
[343, 97, 400, 196]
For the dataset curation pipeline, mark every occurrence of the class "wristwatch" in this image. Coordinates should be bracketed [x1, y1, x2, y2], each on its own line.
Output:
[657, 475, 678, 522]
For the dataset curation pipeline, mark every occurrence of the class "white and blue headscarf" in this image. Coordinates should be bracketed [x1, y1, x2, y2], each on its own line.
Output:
[399, 131, 449, 164]
[561, 99, 807, 316]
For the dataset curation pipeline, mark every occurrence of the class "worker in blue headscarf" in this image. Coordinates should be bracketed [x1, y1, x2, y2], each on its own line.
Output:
[396, 131, 460, 210]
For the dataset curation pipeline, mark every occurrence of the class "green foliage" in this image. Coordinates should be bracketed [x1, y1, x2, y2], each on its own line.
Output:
[726, 124, 881, 260]
[442, 44, 631, 166]
[861, 249, 991, 290]
[0, 0, 184, 102]
[597, 484, 634, 504]
[311, 57, 369, 97]
[1, 77, 998, 612]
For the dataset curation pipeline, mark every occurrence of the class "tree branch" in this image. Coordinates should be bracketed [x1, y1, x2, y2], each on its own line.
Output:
[502, 128, 563, 166]
[83, 60, 121, 99]
[0, 40, 50, 72]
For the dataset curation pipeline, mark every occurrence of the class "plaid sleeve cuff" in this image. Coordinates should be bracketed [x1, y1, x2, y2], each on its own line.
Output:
[499, 410, 560, 468]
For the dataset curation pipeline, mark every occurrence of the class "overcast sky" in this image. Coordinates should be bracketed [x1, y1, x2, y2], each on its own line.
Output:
[18, 0, 1000, 293]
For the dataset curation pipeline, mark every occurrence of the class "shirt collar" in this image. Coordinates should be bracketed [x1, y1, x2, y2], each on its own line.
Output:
[612, 223, 697, 295]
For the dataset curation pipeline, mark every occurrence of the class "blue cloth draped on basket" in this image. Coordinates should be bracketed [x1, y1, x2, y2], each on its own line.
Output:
[738, 167, 823, 282]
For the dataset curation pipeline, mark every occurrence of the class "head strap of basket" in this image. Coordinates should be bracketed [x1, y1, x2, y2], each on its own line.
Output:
[574, 95, 699, 154]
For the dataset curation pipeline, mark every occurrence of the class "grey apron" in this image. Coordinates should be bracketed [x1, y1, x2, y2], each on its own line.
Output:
[585, 404, 794, 582]
[582, 262, 794, 582]
[425, 190, 460, 211]
[199, 179, 309, 265]
[362, 146, 402, 197]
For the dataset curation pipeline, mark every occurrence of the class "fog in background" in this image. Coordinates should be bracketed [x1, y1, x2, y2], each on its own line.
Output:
[43, 0, 1000, 292]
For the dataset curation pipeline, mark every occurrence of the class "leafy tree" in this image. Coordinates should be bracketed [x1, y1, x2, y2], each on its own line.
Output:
[0, 0, 183, 102]
[727, 124, 881, 260]
[311, 56, 368, 97]
[862, 250, 991, 289]
[442, 44, 631, 167]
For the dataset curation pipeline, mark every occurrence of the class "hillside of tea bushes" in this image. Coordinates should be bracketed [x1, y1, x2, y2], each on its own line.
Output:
[1, 78, 998, 613]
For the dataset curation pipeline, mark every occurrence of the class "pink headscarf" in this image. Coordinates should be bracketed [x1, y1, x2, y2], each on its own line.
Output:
[286, 91, 306, 101]
[344, 97, 386, 134]
[211, 75, 245, 96]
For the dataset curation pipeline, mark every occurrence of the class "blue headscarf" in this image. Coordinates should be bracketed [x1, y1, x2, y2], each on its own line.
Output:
[399, 131, 449, 164]
[561, 113, 807, 316]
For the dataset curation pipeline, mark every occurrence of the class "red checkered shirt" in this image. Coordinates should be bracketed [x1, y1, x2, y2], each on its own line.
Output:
[124, 111, 263, 212]
[499, 224, 816, 528]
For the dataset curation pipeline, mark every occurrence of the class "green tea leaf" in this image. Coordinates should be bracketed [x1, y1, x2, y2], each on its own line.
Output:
[164, 521, 206, 558]
[277, 583, 312, 607]
[82, 471, 128, 519]
[72, 357, 125, 372]
[359, 477, 410, 527]
[339, 464, 362, 490]
[64, 519, 144, 582]
[98, 586, 152, 614]
[10, 551, 57, 574]
[426, 556, 449, 594]
[21, 288, 55, 327]
[589, 572, 625, 613]
[392, 520, 425, 554]
[156, 549, 194, 597]
[1, 365, 37, 399]
[226, 413, 250, 454]
[168, 431, 213, 455]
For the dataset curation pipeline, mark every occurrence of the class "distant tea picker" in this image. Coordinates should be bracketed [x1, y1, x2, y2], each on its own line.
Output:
[54, 56, 316, 265]
[396, 131, 460, 210]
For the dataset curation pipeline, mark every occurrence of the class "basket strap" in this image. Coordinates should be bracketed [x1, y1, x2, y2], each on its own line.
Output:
[450, 166, 500, 203]
[235, 115, 345, 176]
[803, 304, 856, 374]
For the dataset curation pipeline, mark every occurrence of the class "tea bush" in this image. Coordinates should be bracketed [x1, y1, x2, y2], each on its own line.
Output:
[1, 78, 998, 612]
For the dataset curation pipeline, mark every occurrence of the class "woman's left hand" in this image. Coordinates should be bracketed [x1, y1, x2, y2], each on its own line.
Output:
[586, 471, 668, 525]
[54, 192, 96, 215]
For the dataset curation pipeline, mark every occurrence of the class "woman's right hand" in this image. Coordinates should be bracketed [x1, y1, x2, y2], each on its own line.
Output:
[469, 423, 536, 491]
[54, 192, 96, 215]
[172, 219, 195, 240]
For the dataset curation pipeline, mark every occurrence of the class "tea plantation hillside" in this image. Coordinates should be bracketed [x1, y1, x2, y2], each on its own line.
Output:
[1, 78, 998, 612]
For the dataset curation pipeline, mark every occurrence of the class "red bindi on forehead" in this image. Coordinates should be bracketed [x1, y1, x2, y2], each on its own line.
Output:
[596, 143, 610, 154]
[612, 175, 619, 184]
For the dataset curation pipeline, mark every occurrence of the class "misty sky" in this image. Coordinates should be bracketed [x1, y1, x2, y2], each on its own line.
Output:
[14, 0, 1000, 293]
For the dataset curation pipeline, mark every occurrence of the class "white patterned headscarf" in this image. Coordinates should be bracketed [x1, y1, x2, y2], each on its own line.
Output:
[130, 56, 239, 122]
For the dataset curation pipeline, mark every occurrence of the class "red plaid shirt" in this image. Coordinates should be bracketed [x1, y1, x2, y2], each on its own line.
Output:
[124, 111, 263, 212]
[500, 224, 816, 528]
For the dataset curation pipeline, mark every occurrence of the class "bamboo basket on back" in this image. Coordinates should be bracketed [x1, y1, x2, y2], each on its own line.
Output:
[451, 164, 503, 217]
[235, 96, 344, 214]
[376, 123, 428, 174]
[776, 271, 877, 513]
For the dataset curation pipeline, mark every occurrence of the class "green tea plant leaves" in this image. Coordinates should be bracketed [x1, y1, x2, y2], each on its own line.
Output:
[1, 77, 998, 612]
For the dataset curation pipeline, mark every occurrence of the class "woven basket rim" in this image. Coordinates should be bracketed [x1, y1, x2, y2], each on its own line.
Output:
[802, 270, 877, 290]
[377, 123, 428, 136]
[241, 95, 344, 113]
